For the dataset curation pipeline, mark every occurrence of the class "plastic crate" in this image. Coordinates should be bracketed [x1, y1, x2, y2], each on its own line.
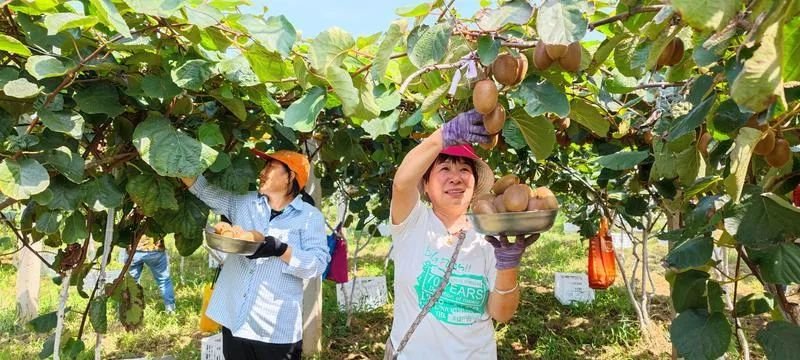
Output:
[201, 333, 223, 360]
[554, 272, 595, 306]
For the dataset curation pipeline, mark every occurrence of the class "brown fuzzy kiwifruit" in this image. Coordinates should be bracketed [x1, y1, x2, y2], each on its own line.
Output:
[484, 105, 506, 134]
[231, 225, 245, 235]
[643, 131, 654, 145]
[238, 231, 255, 241]
[753, 128, 776, 156]
[513, 52, 528, 84]
[554, 117, 570, 131]
[765, 138, 791, 168]
[474, 193, 495, 203]
[491, 53, 519, 86]
[492, 174, 520, 195]
[503, 184, 531, 212]
[558, 42, 582, 72]
[556, 131, 571, 147]
[745, 115, 767, 130]
[214, 222, 232, 234]
[493, 194, 507, 212]
[473, 79, 498, 114]
[668, 39, 684, 65]
[533, 40, 554, 70]
[697, 132, 712, 157]
[479, 133, 499, 150]
[472, 199, 497, 214]
[221, 230, 236, 238]
[657, 39, 677, 67]
[545, 43, 568, 60]
[527, 187, 559, 210]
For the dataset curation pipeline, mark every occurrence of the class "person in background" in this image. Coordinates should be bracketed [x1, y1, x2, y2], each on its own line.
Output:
[119, 233, 176, 313]
[181, 149, 329, 360]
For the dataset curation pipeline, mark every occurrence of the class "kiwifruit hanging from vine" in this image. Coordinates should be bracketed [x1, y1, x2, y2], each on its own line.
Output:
[533, 40, 554, 70]
[554, 117, 571, 131]
[491, 53, 519, 86]
[657, 38, 685, 67]
[558, 42, 582, 72]
[473, 79, 498, 114]
[766, 138, 791, 168]
[545, 43, 568, 60]
[513, 52, 528, 84]
[479, 133, 499, 150]
[697, 131, 712, 157]
[484, 105, 506, 134]
[668, 38, 685, 65]
[556, 131, 571, 147]
[643, 131, 654, 145]
[753, 128, 776, 156]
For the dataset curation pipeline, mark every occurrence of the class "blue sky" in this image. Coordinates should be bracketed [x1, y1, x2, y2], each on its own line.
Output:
[244, 0, 483, 38]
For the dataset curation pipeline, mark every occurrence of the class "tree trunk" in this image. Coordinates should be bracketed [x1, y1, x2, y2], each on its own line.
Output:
[95, 208, 115, 360]
[15, 239, 42, 323]
[302, 140, 322, 355]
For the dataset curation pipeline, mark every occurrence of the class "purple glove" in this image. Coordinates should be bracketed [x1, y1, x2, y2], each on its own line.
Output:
[442, 109, 489, 147]
[485, 234, 540, 270]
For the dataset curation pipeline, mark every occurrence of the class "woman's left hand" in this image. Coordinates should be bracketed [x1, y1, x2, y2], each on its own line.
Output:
[485, 234, 540, 270]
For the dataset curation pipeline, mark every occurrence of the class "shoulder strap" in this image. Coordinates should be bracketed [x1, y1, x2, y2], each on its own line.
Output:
[393, 230, 468, 359]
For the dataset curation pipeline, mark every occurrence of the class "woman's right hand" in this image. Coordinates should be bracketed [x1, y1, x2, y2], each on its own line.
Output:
[442, 109, 489, 147]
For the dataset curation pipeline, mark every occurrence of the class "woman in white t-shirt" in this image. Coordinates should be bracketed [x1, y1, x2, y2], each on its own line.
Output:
[386, 110, 539, 359]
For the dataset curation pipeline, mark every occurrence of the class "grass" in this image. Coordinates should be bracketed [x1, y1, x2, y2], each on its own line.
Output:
[3, 216, 770, 360]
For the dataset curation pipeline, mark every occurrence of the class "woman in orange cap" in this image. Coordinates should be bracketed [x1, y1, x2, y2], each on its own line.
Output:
[385, 110, 538, 359]
[181, 149, 329, 360]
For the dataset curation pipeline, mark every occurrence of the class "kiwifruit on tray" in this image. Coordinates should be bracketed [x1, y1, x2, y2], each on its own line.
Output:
[469, 209, 558, 236]
[204, 227, 261, 255]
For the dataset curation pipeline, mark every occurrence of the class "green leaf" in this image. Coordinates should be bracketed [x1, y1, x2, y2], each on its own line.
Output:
[536, 0, 587, 45]
[757, 321, 800, 360]
[39, 333, 55, 359]
[596, 150, 649, 170]
[372, 21, 404, 83]
[419, 83, 449, 114]
[603, 68, 637, 94]
[171, 59, 212, 91]
[309, 27, 354, 71]
[672, 0, 740, 32]
[477, 36, 502, 66]
[141, 74, 182, 99]
[667, 95, 715, 142]
[198, 123, 224, 147]
[0, 67, 18, 87]
[45, 177, 83, 210]
[82, 174, 123, 211]
[218, 56, 260, 87]
[89, 296, 108, 334]
[210, 89, 247, 121]
[156, 192, 208, 238]
[259, 16, 296, 57]
[90, 0, 131, 38]
[122, 0, 183, 18]
[126, 172, 179, 216]
[408, 23, 451, 68]
[737, 193, 800, 246]
[174, 232, 203, 256]
[132, 114, 218, 178]
[25, 55, 69, 80]
[569, 98, 609, 136]
[37, 109, 84, 139]
[44, 146, 84, 183]
[27, 310, 58, 333]
[245, 86, 281, 114]
[62, 211, 87, 244]
[0, 34, 31, 56]
[35, 211, 61, 235]
[509, 109, 555, 161]
[110, 275, 144, 331]
[478, 0, 534, 31]
[43, 13, 98, 35]
[74, 82, 124, 117]
[614, 37, 649, 78]
[0, 158, 49, 200]
[749, 243, 800, 284]
[243, 44, 288, 83]
[62, 337, 85, 358]
[724, 127, 761, 203]
[207, 154, 255, 193]
[784, 17, 800, 82]
[283, 86, 326, 132]
[712, 99, 749, 134]
[671, 310, 731, 360]
[362, 110, 399, 138]
[734, 293, 774, 317]
[706, 281, 726, 313]
[514, 75, 570, 117]
[395, 3, 431, 17]
[326, 66, 360, 116]
[3, 78, 42, 98]
[731, 17, 785, 113]
[666, 236, 713, 270]
[183, 3, 223, 29]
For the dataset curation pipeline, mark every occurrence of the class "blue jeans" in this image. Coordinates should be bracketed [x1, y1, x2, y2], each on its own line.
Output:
[120, 250, 176, 311]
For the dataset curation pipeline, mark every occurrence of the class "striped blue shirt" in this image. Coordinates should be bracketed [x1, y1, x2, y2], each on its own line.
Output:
[188, 176, 330, 344]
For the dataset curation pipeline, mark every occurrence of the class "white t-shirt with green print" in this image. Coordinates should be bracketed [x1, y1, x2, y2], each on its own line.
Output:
[389, 200, 498, 360]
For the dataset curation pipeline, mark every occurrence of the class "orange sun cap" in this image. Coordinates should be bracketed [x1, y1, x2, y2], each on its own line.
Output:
[250, 149, 311, 189]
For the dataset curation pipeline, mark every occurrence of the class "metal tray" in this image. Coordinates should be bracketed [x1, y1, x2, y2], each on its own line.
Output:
[468, 209, 558, 236]
[204, 227, 261, 255]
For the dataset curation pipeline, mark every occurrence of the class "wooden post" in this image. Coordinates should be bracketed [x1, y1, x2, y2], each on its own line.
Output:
[15, 240, 42, 323]
[302, 139, 323, 354]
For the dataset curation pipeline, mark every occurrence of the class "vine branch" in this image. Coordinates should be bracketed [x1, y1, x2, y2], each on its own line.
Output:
[588, 5, 666, 30]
